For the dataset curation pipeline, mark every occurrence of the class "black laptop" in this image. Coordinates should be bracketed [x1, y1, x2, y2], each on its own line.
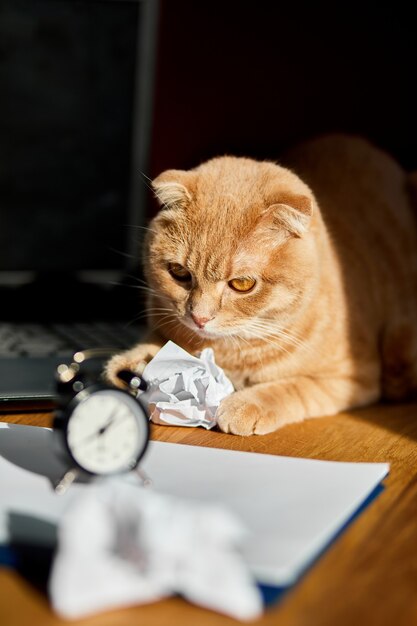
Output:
[0, 0, 159, 406]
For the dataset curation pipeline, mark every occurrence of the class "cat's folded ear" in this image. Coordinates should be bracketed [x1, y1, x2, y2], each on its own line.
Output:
[263, 194, 313, 237]
[152, 170, 196, 210]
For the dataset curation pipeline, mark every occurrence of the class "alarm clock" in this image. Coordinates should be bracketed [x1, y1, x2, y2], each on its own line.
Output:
[53, 350, 150, 494]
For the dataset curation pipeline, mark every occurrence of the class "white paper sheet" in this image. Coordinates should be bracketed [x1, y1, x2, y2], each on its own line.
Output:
[0, 422, 389, 587]
[140, 341, 234, 429]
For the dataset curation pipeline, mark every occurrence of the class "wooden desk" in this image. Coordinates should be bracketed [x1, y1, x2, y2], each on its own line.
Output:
[2, 403, 417, 626]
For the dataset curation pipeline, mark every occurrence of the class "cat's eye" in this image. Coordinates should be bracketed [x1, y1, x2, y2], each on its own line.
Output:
[168, 262, 192, 282]
[228, 277, 256, 292]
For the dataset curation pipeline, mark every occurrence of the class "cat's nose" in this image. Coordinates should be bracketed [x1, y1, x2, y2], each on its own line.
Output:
[191, 313, 213, 329]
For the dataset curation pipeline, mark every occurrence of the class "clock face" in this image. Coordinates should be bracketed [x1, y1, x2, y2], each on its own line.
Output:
[66, 389, 148, 474]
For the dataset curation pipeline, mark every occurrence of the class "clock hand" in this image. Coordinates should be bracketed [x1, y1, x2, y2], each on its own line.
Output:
[77, 412, 130, 446]
[97, 414, 118, 436]
[98, 411, 131, 435]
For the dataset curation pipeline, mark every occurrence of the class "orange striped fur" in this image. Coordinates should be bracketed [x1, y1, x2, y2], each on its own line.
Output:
[106, 135, 417, 435]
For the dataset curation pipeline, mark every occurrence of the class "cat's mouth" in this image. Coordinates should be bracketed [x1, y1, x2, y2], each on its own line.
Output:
[180, 316, 225, 338]
[180, 315, 251, 340]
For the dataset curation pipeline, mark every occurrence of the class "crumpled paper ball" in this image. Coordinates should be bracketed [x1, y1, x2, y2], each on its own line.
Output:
[139, 341, 234, 429]
[49, 478, 263, 621]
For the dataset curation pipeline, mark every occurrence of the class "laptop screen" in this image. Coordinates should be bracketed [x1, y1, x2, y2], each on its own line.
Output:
[0, 0, 157, 293]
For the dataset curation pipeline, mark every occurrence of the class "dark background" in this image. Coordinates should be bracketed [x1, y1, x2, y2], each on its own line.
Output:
[1, 0, 416, 321]
[149, 1, 417, 193]
[0, 0, 138, 272]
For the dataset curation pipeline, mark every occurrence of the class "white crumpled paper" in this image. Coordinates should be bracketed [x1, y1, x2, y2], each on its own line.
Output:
[139, 341, 234, 429]
[49, 479, 263, 621]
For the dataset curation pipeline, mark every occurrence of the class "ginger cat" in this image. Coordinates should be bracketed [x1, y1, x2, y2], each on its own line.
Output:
[106, 135, 417, 435]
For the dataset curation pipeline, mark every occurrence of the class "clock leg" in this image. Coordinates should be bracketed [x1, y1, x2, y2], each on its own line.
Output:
[135, 466, 153, 488]
[54, 468, 80, 495]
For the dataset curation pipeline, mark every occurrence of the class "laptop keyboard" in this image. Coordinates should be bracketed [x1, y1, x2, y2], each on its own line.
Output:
[0, 322, 143, 358]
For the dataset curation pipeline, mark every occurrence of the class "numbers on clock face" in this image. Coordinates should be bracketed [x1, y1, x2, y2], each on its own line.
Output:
[66, 390, 147, 474]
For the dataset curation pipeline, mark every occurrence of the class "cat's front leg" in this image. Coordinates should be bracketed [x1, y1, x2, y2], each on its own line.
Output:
[216, 376, 379, 435]
[104, 332, 165, 389]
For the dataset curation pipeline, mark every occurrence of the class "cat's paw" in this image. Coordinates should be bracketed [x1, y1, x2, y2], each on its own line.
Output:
[216, 391, 278, 436]
[104, 346, 155, 389]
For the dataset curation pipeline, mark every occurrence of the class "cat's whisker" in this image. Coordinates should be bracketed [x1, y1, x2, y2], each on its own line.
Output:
[245, 320, 314, 355]
[128, 312, 150, 323]
[108, 280, 157, 297]
[129, 278, 155, 289]
[234, 332, 251, 354]
[226, 332, 240, 354]
[235, 332, 266, 373]
[123, 274, 156, 289]
[150, 310, 178, 321]
[107, 248, 139, 261]
[175, 319, 204, 348]
[272, 331, 313, 354]
[138, 170, 156, 194]
[139, 170, 153, 183]
[237, 332, 266, 371]
[254, 331, 306, 358]
[125, 273, 146, 283]
[152, 315, 180, 334]
[187, 326, 204, 348]
[235, 336, 245, 359]
[250, 326, 305, 349]
[127, 306, 175, 326]
[268, 324, 308, 344]
[126, 224, 157, 235]
[242, 324, 296, 357]
[138, 311, 175, 322]
[145, 307, 175, 313]
[256, 337, 294, 357]
[152, 188, 172, 212]
[245, 326, 297, 352]
[218, 328, 252, 365]
[125, 313, 155, 327]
